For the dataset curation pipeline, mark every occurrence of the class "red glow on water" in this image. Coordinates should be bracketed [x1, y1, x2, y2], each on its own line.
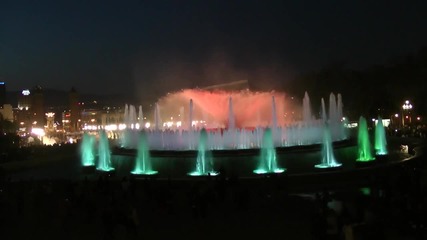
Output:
[158, 89, 291, 128]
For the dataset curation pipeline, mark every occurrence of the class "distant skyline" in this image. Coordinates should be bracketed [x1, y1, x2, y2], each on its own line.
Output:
[1, 1, 427, 102]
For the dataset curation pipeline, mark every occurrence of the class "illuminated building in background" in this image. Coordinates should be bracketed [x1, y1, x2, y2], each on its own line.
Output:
[100, 108, 124, 129]
[31, 86, 45, 128]
[0, 81, 12, 123]
[15, 89, 33, 134]
[62, 111, 72, 133]
[0, 81, 6, 108]
[45, 112, 56, 133]
[80, 108, 101, 131]
[18, 89, 32, 110]
[69, 87, 81, 132]
[0, 104, 13, 122]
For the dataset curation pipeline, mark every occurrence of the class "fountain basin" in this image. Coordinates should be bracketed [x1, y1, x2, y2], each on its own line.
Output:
[355, 160, 377, 168]
[112, 138, 355, 158]
[82, 165, 96, 174]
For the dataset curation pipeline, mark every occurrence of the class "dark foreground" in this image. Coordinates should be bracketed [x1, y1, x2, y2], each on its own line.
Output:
[1, 150, 427, 240]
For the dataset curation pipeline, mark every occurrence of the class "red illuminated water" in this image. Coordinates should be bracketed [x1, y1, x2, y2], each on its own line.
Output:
[158, 89, 290, 129]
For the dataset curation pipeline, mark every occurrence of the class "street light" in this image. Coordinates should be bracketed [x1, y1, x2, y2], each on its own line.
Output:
[402, 100, 413, 110]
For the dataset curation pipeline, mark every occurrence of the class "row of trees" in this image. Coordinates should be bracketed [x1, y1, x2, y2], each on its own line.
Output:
[0, 114, 20, 163]
[286, 47, 427, 120]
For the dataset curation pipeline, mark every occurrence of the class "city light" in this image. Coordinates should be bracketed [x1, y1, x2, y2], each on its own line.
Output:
[31, 128, 45, 137]
[45, 112, 55, 117]
[402, 100, 413, 110]
[22, 89, 30, 96]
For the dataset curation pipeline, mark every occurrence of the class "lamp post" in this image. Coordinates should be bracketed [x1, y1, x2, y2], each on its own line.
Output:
[402, 100, 413, 126]
[391, 113, 399, 127]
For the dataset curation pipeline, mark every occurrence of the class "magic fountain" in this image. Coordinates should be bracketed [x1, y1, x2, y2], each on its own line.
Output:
[119, 90, 347, 151]
[81, 89, 367, 177]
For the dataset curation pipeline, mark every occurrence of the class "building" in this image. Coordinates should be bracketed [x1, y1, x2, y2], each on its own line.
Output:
[69, 87, 81, 132]
[0, 104, 13, 121]
[31, 86, 45, 128]
[15, 89, 34, 134]
[45, 112, 56, 133]
[0, 81, 6, 108]
[18, 89, 32, 110]
[80, 108, 102, 131]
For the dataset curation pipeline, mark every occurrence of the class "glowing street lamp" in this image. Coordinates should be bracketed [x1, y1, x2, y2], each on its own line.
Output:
[402, 100, 412, 110]
[402, 100, 413, 126]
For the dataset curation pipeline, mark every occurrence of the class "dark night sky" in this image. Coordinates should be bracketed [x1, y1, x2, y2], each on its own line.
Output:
[1, 0, 427, 102]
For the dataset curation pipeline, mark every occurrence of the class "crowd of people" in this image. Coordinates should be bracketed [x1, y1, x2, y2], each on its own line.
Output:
[1, 152, 427, 239]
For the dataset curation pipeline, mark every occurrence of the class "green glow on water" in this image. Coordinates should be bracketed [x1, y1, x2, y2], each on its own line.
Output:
[315, 123, 342, 169]
[131, 131, 158, 175]
[188, 128, 218, 176]
[80, 133, 96, 166]
[314, 163, 342, 168]
[253, 128, 286, 174]
[375, 116, 388, 155]
[188, 171, 219, 176]
[360, 187, 371, 196]
[253, 169, 285, 174]
[357, 116, 375, 162]
[97, 130, 115, 172]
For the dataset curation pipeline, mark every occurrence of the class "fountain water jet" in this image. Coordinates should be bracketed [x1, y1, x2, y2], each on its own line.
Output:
[271, 96, 278, 130]
[154, 103, 161, 130]
[189, 99, 193, 130]
[356, 116, 375, 162]
[253, 128, 285, 174]
[321, 98, 327, 123]
[81, 133, 96, 166]
[228, 96, 235, 130]
[97, 130, 115, 172]
[303, 91, 312, 122]
[315, 124, 342, 168]
[138, 105, 144, 128]
[188, 128, 218, 176]
[131, 131, 158, 175]
[375, 116, 388, 155]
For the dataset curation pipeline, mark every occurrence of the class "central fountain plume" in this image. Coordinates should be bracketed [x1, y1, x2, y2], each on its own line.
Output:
[253, 128, 285, 174]
[131, 131, 158, 175]
[375, 117, 388, 155]
[97, 130, 115, 172]
[356, 116, 375, 162]
[81, 133, 96, 166]
[188, 128, 218, 176]
[157, 89, 288, 129]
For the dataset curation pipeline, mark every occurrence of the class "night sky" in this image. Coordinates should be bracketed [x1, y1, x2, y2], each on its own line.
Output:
[1, 0, 427, 102]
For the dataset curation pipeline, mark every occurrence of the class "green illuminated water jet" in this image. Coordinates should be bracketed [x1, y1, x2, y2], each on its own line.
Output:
[81, 133, 96, 166]
[315, 124, 342, 168]
[131, 131, 158, 175]
[254, 128, 285, 174]
[97, 130, 115, 171]
[357, 116, 375, 162]
[188, 128, 218, 176]
[375, 116, 388, 155]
